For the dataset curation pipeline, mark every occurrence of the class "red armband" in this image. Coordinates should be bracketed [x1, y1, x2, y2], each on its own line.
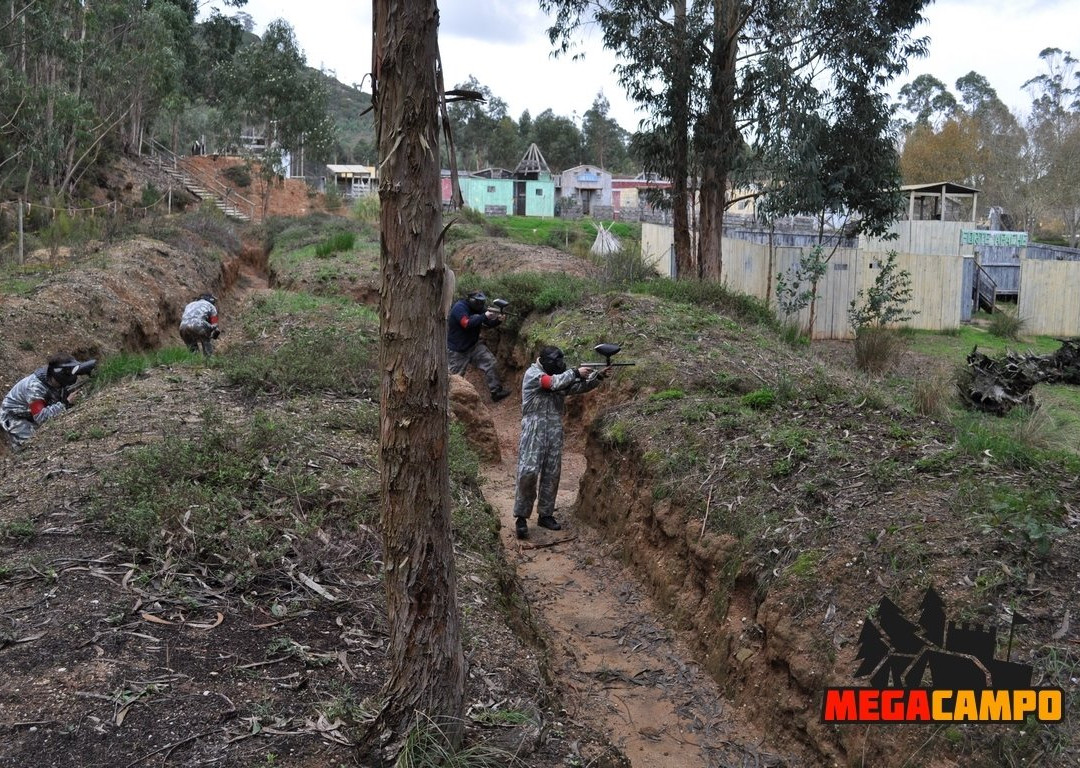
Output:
[29, 399, 45, 418]
[540, 374, 553, 390]
[459, 315, 471, 328]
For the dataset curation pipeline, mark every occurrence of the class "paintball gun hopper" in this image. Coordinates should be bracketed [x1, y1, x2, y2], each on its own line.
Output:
[580, 343, 635, 368]
[489, 298, 518, 317]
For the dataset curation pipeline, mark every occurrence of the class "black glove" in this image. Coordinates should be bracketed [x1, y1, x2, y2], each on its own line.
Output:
[210, 327, 221, 339]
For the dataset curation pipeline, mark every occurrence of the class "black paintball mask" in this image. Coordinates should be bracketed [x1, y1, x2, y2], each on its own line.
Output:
[47, 356, 92, 387]
[199, 292, 218, 305]
[539, 346, 567, 376]
[466, 291, 488, 314]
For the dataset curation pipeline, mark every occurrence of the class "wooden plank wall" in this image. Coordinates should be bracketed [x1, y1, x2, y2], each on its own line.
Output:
[861, 220, 973, 257]
[721, 240, 964, 339]
[644, 225, 970, 338]
[641, 222, 674, 277]
[1018, 259, 1080, 336]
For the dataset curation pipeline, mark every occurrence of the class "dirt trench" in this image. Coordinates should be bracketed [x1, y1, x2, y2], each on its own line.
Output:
[465, 361, 791, 767]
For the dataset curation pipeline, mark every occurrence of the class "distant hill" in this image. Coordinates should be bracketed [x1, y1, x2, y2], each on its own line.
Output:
[317, 71, 376, 165]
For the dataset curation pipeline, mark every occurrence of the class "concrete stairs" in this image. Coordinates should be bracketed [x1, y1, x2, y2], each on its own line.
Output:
[161, 163, 256, 222]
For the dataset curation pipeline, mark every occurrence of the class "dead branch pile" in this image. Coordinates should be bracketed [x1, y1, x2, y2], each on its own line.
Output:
[961, 338, 1080, 415]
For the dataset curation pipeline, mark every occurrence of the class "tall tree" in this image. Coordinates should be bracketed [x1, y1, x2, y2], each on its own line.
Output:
[543, 0, 928, 282]
[445, 76, 511, 170]
[582, 92, 630, 171]
[1023, 48, 1080, 246]
[898, 73, 958, 130]
[367, 0, 464, 761]
[527, 108, 582, 171]
[217, 19, 334, 160]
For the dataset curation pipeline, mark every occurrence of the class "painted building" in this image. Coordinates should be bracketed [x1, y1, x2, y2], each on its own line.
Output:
[441, 143, 556, 217]
[611, 173, 672, 219]
[557, 164, 613, 215]
[325, 164, 377, 198]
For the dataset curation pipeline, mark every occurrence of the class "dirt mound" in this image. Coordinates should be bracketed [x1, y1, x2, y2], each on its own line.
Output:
[449, 374, 501, 463]
[450, 239, 599, 278]
[0, 236, 231, 378]
[184, 155, 335, 219]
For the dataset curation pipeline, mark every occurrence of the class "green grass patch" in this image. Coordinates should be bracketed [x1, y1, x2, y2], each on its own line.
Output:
[630, 277, 776, 328]
[905, 326, 1059, 361]
[93, 347, 196, 386]
[219, 325, 377, 396]
[314, 231, 356, 258]
[95, 409, 378, 585]
[741, 388, 776, 411]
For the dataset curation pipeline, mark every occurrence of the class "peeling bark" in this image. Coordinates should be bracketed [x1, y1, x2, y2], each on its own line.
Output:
[366, 0, 464, 761]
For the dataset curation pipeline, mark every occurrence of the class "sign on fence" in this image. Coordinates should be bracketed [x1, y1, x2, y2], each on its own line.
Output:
[961, 229, 1028, 247]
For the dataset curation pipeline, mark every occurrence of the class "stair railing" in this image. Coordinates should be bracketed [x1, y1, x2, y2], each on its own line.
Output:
[146, 139, 259, 223]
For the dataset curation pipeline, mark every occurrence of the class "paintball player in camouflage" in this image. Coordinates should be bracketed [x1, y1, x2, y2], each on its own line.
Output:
[0, 355, 87, 451]
[512, 346, 610, 539]
[179, 293, 220, 357]
[447, 290, 511, 402]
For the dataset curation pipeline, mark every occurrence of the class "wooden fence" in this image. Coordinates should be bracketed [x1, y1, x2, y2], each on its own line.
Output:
[642, 223, 966, 339]
[1018, 259, 1080, 336]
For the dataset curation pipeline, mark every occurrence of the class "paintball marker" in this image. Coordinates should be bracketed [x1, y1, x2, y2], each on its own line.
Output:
[579, 343, 636, 369]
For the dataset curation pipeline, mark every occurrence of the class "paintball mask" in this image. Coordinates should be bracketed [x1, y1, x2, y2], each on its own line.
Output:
[47, 357, 97, 387]
[199, 293, 218, 305]
[466, 291, 488, 314]
[539, 346, 567, 376]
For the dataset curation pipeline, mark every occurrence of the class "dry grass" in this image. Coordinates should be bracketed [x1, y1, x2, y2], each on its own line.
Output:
[854, 327, 904, 373]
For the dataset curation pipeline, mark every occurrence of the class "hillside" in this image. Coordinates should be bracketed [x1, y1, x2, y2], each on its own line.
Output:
[1, 211, 1078, 767]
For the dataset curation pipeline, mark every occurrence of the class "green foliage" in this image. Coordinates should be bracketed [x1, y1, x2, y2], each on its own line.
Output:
[775, 245, 828, 321]
[323, 184, 343, 212]
[988, 309, 1025, 340]
[631, 278, 776, 328]
[741, 388, 776, 411]
[847, 251, 917, 330]
[0, 518, 36, 539]
[395, 713, 520, 768]
[352, 195, 380, 229]
[221, 165, 252, 188]
[96, 409, 378, 583]
[141, 183, 163, 208]
[457, 271, 590, 318]
[219, 325, 377, 396]
[314, 231, 355, 258]
[978, 485, 1066, 557]
[94, 347, 196, 387]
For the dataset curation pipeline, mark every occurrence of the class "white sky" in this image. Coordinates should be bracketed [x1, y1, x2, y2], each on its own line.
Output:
[204, 0, 1080, 129]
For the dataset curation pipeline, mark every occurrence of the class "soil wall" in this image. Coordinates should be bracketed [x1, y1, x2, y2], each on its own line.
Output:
[575, 416, 855, 765]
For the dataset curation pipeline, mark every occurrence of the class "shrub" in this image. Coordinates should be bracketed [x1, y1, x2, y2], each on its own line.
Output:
[848, 251, 917, 330]
[221, 165, 252, 188]
[775, 245, 828, 329]
[741, 387, 776, 410]
[988, 309, 1025, 340]
[853, 326, 903, 374]
[314, 231, 356, 258]
[912, 370, 953, 418]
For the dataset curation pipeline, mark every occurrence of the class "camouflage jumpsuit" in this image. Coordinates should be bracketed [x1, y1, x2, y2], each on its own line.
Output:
[179, 299, 219, 357]
[512, 362, 603, 521]
[0, 368, 68, 451]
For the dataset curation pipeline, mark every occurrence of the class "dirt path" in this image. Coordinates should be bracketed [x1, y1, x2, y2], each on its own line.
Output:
[480, 393, 783, 767]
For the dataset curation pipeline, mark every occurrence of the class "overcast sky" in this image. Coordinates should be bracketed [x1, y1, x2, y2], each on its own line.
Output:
[205, 0, 1080, 129]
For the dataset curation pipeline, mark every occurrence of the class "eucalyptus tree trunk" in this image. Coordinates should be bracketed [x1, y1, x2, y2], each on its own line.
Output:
[670, 0, 694, 279]
[366, 0, 463, 760]
[696, 0, 742, 281]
